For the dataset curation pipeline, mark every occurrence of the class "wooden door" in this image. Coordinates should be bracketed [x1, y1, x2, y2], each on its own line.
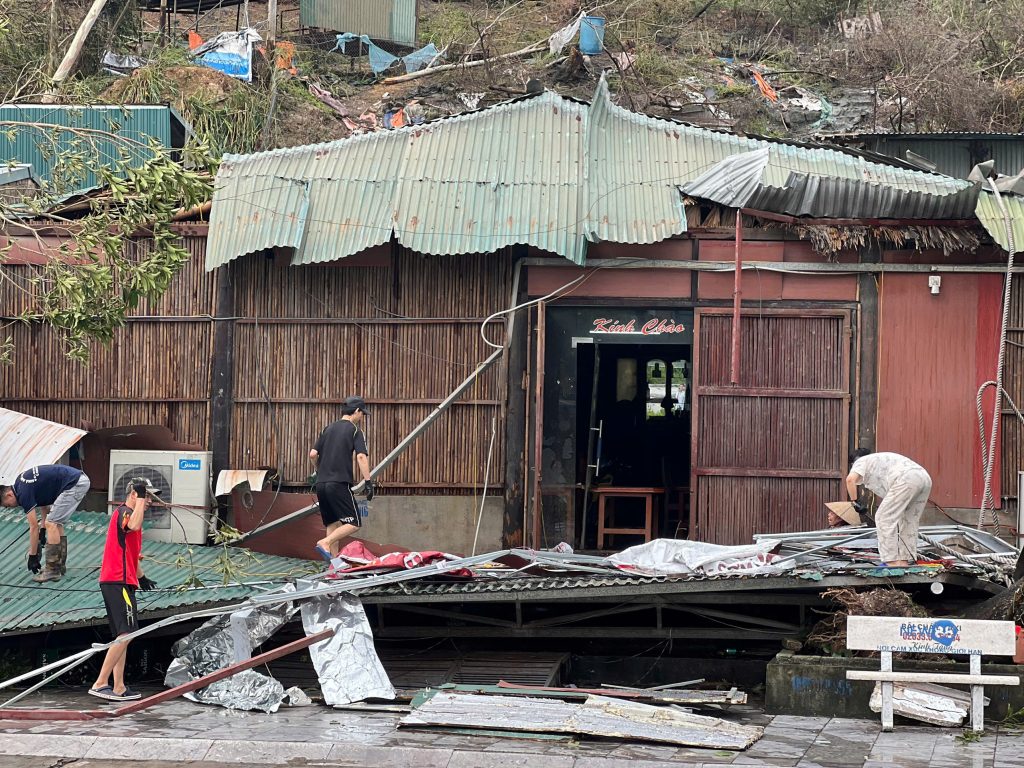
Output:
[690, 309, 852, 544]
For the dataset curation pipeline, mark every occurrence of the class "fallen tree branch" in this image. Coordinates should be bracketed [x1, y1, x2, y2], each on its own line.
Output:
[382, 42, 546, 85]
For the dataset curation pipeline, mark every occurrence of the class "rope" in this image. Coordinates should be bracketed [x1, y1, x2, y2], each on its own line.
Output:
[978, 176, 1017, 533]
[919, 533, 1012, 585]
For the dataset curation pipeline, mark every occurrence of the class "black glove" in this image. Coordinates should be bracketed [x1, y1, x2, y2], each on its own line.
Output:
[364, 480, 375, 502]
[138, 575, 157, 591]
[27, 552, 41, 574]
[852, 501, 867, 514]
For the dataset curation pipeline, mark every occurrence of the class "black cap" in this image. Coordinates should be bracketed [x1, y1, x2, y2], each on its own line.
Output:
[345, 396, 370, 414]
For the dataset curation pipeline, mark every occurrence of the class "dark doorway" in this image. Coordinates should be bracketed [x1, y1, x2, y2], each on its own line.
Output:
[576, 342, 692, 548]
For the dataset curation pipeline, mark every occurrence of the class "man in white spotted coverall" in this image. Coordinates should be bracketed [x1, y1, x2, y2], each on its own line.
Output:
[847, 449, 932, 567]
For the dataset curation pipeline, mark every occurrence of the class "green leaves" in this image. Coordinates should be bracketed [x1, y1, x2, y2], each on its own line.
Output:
[1, 125, 217, 363]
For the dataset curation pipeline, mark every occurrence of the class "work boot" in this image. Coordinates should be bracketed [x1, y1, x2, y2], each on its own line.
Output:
[32, 544, 62, 583]
[57, 536, 68, 576]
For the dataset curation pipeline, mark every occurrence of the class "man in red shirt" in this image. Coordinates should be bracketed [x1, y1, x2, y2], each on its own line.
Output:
[89, 478, 159, 701]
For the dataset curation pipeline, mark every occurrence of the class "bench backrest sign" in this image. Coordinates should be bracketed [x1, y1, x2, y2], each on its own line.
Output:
[847, 615, 1016, 656]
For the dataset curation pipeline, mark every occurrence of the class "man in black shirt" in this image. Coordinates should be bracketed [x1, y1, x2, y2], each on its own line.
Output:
[310, 396, 375, 559]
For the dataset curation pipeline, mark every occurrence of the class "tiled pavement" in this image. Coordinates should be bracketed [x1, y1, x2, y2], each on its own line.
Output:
[1, 690, 1023, 767]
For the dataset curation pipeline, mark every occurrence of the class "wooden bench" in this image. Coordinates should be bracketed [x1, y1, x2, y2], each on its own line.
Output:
[846, 615, 1019, 732]
[595, 487, 664, 549]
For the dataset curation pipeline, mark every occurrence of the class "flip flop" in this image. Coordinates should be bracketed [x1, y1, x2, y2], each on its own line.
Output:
[316, 545, 333, 562]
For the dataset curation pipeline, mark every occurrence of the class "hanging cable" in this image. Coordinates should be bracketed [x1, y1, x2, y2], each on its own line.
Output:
[472, 415, 498, 556]
[977, 176, 1016, 533]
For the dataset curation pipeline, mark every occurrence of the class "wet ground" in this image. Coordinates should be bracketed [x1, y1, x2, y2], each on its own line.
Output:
[1, 689, 1023, 767]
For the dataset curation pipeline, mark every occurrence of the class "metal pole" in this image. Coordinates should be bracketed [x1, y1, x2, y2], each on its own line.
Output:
[771, 529, 879, 565]
[730, 212, 742, 385]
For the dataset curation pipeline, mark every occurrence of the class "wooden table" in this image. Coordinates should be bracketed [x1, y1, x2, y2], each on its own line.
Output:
[595, 487, 665, 549]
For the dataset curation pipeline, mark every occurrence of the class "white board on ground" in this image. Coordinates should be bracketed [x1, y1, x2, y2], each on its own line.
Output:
[847, 616, 1015, 656]
[868, 682, 990, 727]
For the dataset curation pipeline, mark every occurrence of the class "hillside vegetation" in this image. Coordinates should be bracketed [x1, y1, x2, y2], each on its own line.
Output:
[3, 0, 1024, 155]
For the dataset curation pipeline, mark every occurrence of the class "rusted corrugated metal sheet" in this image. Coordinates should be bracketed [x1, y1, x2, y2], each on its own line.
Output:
[692, 311, 850, 545]
[877, 272, 1003, 508]
[0, 407, 86, 484]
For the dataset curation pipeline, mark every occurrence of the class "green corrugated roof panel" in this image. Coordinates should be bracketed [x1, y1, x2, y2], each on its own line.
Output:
[0, 509, 319, 635]
[976, 190, 1024, 253]
[206, 75, 973, 270]
[0, 104, 188, 193]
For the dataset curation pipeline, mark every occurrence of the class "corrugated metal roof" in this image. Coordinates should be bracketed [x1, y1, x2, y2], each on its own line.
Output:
[975, 190, 1024, 252]
[0, 104, 189, 193]
[299, 0, 417, 45]
[206, 76, 975, 270]
[0, 509, 319, 635]
[0, 408, 86, 485]
[816, 133, 1024, 180]
[682, 146, 977, 218]
[0, 164, 39, 187]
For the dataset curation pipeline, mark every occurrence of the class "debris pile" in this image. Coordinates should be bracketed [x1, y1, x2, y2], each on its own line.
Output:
[806, 587, 929, 656]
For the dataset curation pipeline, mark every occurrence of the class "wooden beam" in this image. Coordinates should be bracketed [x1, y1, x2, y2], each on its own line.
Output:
[208, 264, 235, 482]
[0, 630, 334, 721]
[110, 629, 334, 716]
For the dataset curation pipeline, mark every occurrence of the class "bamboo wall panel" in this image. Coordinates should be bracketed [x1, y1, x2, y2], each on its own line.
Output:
[0, 236, 216, 318]
[232, 247, 513, 319]
[696, 476, 842, 545]
[231, 402, 504, 487]
[696, 396, 845, 471]
[0, 322, 211, 400]
[0, 263, 41, 316]
[3, 400, 209, 448]
[698, 314, 845, 390]
[1002, 274, 1024, 499]
[230, 247, 514, 489]
[693, 311, 850, 545]
[128, 236, 217, 317]
[232, 323, 500, 401]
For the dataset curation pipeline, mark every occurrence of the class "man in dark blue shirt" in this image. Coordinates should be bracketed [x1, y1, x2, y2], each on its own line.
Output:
[1, 464, 91, 583]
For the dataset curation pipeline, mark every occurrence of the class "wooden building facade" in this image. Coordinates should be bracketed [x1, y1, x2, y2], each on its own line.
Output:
[2, 218, 1021, 551]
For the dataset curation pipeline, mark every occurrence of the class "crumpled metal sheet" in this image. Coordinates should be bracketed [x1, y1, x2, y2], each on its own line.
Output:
[188, 669, 285, 714]
[164, 584, 298, 712]
[301, 593, 395, 706]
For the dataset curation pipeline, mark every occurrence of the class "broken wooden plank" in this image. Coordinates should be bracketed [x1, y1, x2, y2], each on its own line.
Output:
[495, 680, 745, 705]
[868, 681, 991, 727]
[0, 709, 108, 720]
[400, 692, 763, 749]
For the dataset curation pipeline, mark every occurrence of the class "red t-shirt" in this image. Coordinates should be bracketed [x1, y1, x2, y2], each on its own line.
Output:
[99, 503, 142, 586]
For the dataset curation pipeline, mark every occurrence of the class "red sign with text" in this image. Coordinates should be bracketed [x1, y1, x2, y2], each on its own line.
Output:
[590, 318, 687, 336]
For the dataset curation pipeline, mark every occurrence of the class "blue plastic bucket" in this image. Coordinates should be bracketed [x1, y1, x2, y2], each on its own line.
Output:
[580, 16, 605, 55]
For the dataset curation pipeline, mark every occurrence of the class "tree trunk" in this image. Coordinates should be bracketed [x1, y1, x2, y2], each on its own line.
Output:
[42, 0, 109, 103]
[962, 578, 1024, 622]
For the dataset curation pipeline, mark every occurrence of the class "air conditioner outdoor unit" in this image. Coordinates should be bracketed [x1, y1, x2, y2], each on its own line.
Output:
[108, 450, 213, 544]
